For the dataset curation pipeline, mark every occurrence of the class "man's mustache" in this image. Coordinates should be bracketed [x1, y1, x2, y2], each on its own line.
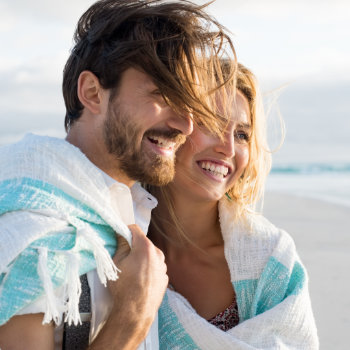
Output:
[144, 130, 187, 147]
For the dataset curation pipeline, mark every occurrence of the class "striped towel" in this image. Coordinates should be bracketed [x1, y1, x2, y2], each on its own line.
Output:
[0, 134, 130, 326]
[158, 199, 319, 349]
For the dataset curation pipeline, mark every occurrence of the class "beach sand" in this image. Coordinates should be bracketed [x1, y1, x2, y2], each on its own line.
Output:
[263, 192, 350, 350]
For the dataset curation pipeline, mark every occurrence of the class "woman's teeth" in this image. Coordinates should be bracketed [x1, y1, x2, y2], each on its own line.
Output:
[199, 161, 229, 178]
[149, 136, 175, 150]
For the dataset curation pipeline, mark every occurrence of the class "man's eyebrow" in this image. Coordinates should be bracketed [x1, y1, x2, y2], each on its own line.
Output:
[145, 79, 158, 89]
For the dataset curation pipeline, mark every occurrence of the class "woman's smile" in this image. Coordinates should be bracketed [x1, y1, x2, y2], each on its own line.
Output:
[197, 160, 232, 182]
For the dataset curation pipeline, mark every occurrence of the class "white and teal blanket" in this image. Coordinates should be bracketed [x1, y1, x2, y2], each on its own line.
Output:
[158, 199, 319, 349]
[0, 134, 131, 326]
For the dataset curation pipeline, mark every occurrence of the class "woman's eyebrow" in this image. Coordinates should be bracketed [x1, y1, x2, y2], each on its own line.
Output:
[237, 123, 251, 129]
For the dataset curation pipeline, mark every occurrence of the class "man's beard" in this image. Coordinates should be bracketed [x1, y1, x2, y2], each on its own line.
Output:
[103, 102, 186, 186]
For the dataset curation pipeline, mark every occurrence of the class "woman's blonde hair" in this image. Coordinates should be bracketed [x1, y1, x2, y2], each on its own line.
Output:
[225, 62, 271, 218]
[147, 62, 272, 245]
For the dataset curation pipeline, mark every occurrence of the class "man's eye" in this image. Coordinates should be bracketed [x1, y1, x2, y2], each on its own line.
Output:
[152, 89, 162, 96]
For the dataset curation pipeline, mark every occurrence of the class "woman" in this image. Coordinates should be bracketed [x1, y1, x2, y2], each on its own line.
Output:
[147, 63, 319, 349]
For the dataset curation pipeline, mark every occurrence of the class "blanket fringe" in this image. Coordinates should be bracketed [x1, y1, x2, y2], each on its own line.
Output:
[35, 220, 120, 326]
[64, 251, 82, 326]
[37, 247, 63, 325]
[78, 223, 120, 286]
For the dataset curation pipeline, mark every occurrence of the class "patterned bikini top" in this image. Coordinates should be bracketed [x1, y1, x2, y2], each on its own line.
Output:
[207, 299, 239, 331]
[168, 284, 239, 332]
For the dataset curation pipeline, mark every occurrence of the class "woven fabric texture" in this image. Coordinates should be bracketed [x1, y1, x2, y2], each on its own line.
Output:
[0, 134, 130, 326]
[157, 199, 319, 349]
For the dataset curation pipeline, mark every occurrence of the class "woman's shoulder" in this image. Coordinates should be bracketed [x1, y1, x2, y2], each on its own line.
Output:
[220, 199, 292, 237]
[249, 212, 294, 242]
[219, 199, 302, 283]
[219, 199, 297, 256]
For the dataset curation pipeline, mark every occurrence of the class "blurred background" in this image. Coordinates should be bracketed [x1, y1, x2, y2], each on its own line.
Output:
[1, 0, 349, 203]
[0, 0, 349, 348]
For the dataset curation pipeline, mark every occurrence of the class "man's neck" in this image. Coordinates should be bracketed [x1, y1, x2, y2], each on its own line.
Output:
[66, 126, 134, 188]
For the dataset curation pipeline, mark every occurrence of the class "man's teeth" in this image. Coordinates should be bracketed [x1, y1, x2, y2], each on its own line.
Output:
[149, 136, 175, 150]
[199, 161, 229, 178]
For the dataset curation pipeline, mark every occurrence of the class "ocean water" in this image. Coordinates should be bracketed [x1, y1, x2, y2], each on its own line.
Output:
[266, 165, 350, 208]
[266, 134, 350, 207]
[263, 79, 350, 208]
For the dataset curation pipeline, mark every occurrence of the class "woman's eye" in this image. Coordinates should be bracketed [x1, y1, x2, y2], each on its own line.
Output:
[234, 131, 250, 143]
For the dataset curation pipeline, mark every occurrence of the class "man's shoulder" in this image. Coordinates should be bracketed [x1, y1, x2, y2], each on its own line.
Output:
[2, 133, 64, 150]
[0, 134, 76, 166]
[0, 133, 100, 184]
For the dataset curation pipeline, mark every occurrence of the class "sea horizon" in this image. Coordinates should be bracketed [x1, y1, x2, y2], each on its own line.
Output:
[1, 130, 349, 209]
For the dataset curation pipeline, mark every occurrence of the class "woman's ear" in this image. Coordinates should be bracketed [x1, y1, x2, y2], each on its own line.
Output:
[77, 71, 103, 115]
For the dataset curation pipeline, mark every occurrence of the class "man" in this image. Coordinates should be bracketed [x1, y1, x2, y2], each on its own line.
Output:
[0, 0, 235, 349]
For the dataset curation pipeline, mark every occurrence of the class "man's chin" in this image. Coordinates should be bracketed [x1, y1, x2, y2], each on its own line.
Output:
[143, 156, 176, 185]
[143, 164, 175, 186]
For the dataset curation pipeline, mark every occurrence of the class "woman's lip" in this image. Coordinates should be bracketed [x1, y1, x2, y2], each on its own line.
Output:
[196, 162, 227, 183]
[196, 159, 232, 174]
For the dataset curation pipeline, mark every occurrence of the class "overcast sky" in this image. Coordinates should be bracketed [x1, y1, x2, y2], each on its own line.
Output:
[0, 0, 349, 163]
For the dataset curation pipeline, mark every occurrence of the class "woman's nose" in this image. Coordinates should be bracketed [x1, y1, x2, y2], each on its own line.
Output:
[214, 132, 235, 158]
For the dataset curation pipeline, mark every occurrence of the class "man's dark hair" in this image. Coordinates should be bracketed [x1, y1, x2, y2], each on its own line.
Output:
[63, 0, 236, 133]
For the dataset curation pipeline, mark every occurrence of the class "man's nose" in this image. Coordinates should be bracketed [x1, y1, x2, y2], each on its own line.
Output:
[167, 109, 193, 136]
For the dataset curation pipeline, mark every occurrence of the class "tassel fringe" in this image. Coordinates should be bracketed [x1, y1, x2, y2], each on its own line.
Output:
[37, 247, 63, 325]
[36, 220, 120, 326]
[64, 251, 82, 326]
[77, 224, 120, 286]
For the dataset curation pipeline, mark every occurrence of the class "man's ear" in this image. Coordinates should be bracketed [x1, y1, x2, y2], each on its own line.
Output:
[77, 71, 104, 115]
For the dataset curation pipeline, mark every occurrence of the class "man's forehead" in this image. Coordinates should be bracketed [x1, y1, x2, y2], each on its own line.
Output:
[121, 67, 158, 89]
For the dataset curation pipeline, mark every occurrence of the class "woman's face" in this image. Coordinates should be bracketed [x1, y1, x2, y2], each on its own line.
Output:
[170, 91, 251, 203]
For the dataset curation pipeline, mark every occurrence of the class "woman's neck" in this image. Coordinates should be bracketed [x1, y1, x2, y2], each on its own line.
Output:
[149, 186, 223, 253]
[149, 186, 235, 320]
